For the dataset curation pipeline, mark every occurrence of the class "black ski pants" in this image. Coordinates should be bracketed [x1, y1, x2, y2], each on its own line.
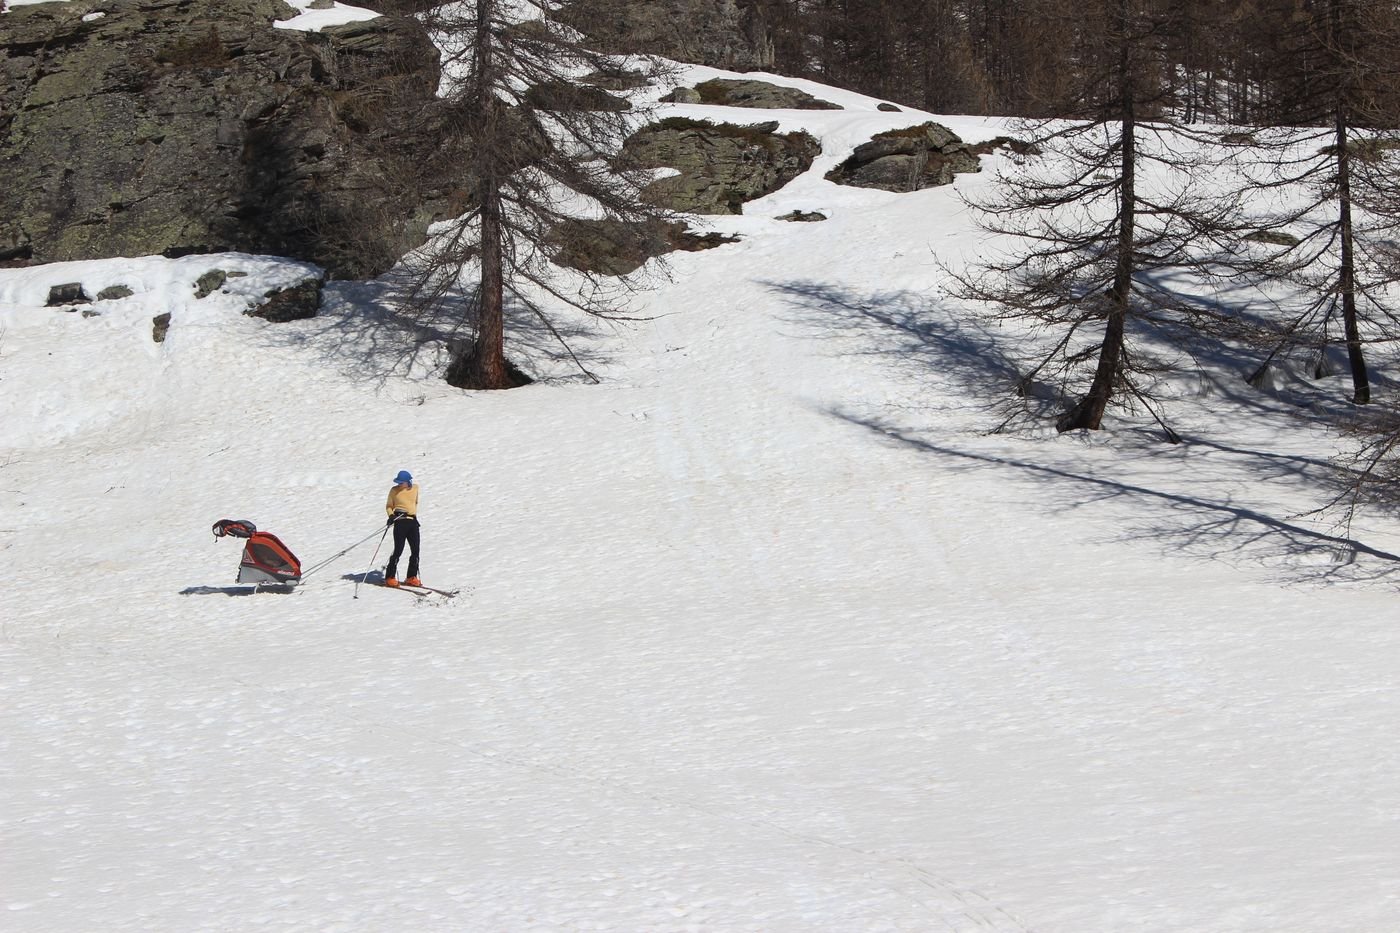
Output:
[386, 516, 420, 580]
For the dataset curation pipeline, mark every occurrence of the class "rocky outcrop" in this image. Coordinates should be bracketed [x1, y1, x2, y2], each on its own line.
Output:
[247, 278, 322, 322]
[555, 0, 773, 71]
[524, 80, 631, 112]
[580, 67, 652, 92]
[663, 77, 840, 110]
[622, 117, 820, 214]
[1, 0, 449, 277]
[825, 122, 983, 192]
[45, 283, 91, 306]
[548, 218, 738, 276]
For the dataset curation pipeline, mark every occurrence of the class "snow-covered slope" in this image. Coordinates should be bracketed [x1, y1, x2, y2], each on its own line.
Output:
[3, 62, 1399, 932]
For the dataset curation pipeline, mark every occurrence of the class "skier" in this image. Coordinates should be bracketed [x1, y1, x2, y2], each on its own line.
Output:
[384, 469, 421, 588]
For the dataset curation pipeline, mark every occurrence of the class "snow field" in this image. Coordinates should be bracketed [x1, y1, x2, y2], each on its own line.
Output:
[3, 61, 1400, 933]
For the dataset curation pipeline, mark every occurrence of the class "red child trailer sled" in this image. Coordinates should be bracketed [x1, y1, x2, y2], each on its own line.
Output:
[212, 519, 302, 586]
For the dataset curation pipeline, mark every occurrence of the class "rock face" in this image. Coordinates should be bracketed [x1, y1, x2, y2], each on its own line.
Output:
[622, 118, 820, 214]
[0, 0, 446, 277]
[825, 122, 983, 192]
[664, 78, 841, 110]
[556, 0, 773, 71]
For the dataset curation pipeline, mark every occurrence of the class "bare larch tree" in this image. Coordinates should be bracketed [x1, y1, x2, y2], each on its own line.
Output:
[1232, 0, 1400, 407]
[952, 0, 1244, 438]
[407, 0, 673, 389]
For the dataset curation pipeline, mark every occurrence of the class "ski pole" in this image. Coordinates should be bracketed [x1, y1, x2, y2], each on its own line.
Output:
[353, 524, 392, 599]
[299, 524, 387, 580]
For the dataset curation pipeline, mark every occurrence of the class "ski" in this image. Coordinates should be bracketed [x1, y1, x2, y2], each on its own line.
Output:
[399, 583, 459, 598]
[367, 580, 459, 598]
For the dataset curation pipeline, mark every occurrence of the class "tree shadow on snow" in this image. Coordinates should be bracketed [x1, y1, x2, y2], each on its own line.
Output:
[765, 273, 1394, 431]
[830, 410, 1400, 585]
[762, 279, 1023, 416]
[770, 277, 1400, 582]
[257, 269, 618, 390]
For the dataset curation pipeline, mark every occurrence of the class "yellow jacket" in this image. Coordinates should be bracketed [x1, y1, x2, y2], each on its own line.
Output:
[386, 483, 419, 518]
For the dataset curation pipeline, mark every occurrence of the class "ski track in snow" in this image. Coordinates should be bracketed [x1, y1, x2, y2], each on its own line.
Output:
[3, 62, 1400, 933]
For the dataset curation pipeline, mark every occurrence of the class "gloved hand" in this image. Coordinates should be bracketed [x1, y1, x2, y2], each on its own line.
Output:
[387, 509, 407, 525]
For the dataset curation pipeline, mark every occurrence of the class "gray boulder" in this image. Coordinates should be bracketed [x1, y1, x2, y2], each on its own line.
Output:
[194, 270, 229, 300]
[1, 0, 446, 277]
[669, 78, 841, 110]
[46, 283, 91, 306]
[247, 278, 323, 322]
[826, 122, 983, 192]
[622, 118, 820, 214]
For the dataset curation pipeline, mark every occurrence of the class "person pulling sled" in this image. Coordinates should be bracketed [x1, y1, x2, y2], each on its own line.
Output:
[384, 469, 421, 588]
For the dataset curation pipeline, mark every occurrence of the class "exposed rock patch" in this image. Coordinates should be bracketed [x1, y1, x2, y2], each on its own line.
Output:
[524, 80, 632, 112]
[967, 136, 1040, 158]
[46, 283, 92, 306]
[247, 278, 323, 322]
[579, 67, 652, 92]
[664, 78, 841, 110]
[548, 218, 739, 276]
[622, 117, 820, 214]
[1244, 230, 1301, 247]
[825, 122, 984, 192]
[194, 270, 230, 300]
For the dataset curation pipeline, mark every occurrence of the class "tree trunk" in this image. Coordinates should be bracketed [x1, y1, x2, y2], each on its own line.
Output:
[1333, 0, 1370, 404]
[1337, 133, 1369, 405]
[473, 188, 509, 389]
[1061, 5, 1135, 432]
[466, 0, 509, 390]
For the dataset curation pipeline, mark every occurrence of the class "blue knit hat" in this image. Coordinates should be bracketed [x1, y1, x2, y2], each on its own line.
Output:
[394, 470, 413, 485]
